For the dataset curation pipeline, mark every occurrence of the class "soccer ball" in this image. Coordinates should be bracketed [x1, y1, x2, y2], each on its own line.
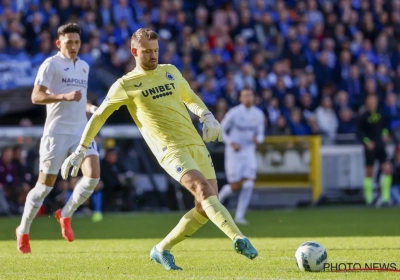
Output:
[295, 241, 328, 272]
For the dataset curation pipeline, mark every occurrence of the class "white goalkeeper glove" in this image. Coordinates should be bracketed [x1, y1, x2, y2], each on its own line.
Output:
[199, 112, 223, 142]
[61, 145, 87, 179]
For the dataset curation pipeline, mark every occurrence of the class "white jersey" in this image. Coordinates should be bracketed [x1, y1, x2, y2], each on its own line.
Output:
[221, 104, 265, 182]
[221, 104, 265, 157]
[34, 51, 89, 136]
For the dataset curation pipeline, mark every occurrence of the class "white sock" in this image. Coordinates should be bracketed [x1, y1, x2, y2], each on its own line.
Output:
[218, 184, 233, 203]
[61, 176, 99, 218]
[235, 180, 254, 221]
[18, 182, 52, 234]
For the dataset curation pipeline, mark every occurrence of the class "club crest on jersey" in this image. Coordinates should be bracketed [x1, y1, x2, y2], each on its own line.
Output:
[166, 72, 174, 80]
[176, 166, 183, 174]
[83, 68, 87, 73]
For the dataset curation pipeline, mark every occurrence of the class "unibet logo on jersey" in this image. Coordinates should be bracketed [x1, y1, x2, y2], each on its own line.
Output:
[141, 83, 176, 99]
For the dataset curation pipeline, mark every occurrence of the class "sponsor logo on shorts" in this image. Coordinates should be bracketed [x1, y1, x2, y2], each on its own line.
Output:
[176, 165, 183, 174]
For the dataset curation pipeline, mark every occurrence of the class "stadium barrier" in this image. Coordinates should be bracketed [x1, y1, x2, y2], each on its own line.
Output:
[255, 136, 321, 203]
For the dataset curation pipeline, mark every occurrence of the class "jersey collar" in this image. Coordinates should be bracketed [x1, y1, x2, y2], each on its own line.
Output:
[133, 65, 159, 74]
[57, 51, 80, 62]
[240, 104, 253, 111]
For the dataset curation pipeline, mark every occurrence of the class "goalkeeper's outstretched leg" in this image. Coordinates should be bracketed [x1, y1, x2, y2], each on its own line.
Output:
[151, 168, 258, 271]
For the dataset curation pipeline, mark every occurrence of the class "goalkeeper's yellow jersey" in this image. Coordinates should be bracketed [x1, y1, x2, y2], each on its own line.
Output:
[80, 64, 208, 161]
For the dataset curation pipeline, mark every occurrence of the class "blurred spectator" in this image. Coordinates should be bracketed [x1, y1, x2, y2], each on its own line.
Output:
[100, 148, 133, 211]
[306, 115, 323, 135]
[265, 97, 281, 126]
[0, 147, 18, 214]
[281, 94, 296, 120]
[289, 108, 309, 136]
[270, 115, 291, 136]
[315, 96, 339, 139]
[334, 90, 351, 113]
[384, 93, 400, 128]
[341, 65, 363, 109]
[337, 107, 357, 134]
[299, 93, 315, 120]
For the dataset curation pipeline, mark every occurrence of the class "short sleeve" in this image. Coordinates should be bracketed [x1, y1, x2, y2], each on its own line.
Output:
[34, 60, 55, 88]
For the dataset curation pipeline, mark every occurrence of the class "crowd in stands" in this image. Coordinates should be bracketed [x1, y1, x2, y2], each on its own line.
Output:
[2, 0, 400, 139]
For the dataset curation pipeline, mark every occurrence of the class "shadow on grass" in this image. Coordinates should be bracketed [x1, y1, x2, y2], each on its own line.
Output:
[1, 207, 399, 241]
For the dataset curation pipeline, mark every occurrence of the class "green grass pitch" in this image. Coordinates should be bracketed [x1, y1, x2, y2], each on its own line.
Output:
[1, 207, 400, 279]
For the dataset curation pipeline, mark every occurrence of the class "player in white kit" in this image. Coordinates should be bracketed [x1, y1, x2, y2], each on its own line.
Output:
[219, 89, 265, 225]
[16, 23, 100, 254]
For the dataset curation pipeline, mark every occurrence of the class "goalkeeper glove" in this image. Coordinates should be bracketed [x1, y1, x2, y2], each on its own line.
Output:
[199, 112, 223, 142]
[61, 145, 87, 179]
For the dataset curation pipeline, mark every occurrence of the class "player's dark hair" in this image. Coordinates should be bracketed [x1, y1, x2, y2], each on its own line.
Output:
[57, 23, 81, 37]
[131, 28, 160, 47]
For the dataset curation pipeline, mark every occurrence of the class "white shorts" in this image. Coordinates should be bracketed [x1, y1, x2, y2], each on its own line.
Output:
[224, 157, 257, 183]
[39, 134, 99, 175]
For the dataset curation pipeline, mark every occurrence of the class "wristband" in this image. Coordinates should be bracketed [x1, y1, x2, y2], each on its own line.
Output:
[75, 145, 88, 154]
[89, 105, 98, 114]
[363, 137, 370, 144]
[200, 112, 213, 123]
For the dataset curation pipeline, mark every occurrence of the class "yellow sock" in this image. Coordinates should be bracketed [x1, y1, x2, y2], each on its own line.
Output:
[156, 208, 208, 251]
[201, 195, 244, 240]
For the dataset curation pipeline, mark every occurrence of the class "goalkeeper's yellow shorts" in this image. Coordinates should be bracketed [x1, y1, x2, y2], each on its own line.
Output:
[160, 144, 216, 183]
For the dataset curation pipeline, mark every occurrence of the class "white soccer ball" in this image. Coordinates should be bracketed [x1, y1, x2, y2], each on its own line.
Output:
[295, 241, 328, 272]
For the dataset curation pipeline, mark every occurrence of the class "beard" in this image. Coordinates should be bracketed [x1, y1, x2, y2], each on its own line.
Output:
[142, 60, 158, 70]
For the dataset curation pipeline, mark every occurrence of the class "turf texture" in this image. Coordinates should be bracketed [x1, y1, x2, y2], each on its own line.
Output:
[1, 207, 400, 279]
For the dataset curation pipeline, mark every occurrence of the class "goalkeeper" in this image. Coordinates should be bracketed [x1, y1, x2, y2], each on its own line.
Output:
[61, 28, 258, 270]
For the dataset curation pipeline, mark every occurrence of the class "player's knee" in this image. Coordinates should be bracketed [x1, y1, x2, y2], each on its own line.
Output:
[181, 170, 216, 200]
[194, 181, 216, 201]
[242, 180, 254, 189]
[27, 183, 52, 205]
[230, 182, 241, 191]
[38, 172, 57, 187]
[82, 176, 100, 190]
[382, 163, 392, 175]
[365, 167, 373, 177]
[186, 177, 216, 201]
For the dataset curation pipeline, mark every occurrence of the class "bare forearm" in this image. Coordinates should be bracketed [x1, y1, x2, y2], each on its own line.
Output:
[32, 91, 65, 104]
